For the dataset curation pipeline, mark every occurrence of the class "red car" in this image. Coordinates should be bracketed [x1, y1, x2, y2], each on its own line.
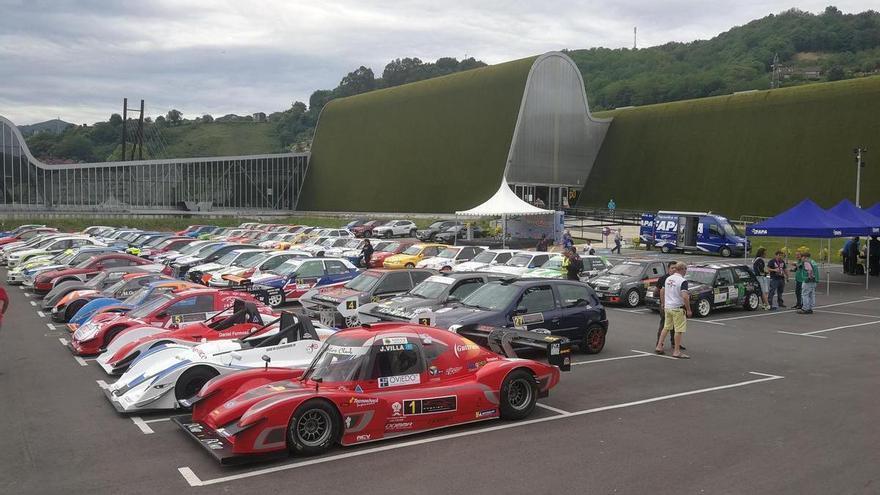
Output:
[173, 324, 570, 464]
[0, 227, 58, 247]
[368, 241, 415, 268]
[97, 300, 276, 375]
[351, 220, 381, 238]
[33, 253, 153, 294]
[69, 287, 273, 356]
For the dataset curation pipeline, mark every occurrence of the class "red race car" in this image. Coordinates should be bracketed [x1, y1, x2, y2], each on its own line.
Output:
[173, 324, 571, 464]
[368, 241, 415, 268]
[69, 287, 274, 356]
[33, 253, 154, 294]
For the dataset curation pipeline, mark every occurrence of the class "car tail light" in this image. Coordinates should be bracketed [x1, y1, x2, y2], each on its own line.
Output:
[162, 266, 173, 276]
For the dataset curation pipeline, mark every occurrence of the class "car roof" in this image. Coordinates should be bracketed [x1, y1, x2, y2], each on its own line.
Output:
[690, 262, 750, 270]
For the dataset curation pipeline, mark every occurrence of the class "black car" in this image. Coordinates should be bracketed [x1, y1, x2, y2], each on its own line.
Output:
[357, 272, 508, 323]
[644, 262, 762, 317]
[415, 221, 458, 241]
[430, 278, 608, 354]
[586, 259, 668, 307]
[435, 224, 484, 244]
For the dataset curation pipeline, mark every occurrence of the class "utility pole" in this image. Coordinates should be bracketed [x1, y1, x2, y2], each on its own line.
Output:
[121, 98, 146, 161]
[136, 99, 145, 160]
[770, 53, 780, 89]
[633, 27, 637, 49]
[122, 98, 127, 161]
[854, 147, 868, 207]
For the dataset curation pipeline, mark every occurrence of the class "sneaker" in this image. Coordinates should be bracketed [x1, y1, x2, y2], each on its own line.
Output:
[769, 306, 778, 311]
[779, 303, 787, 308]
[796, 309, 807, 314]
[804, 309, 813, 314]
[794, 305, 802, 309]
[762, 304, 771, 310]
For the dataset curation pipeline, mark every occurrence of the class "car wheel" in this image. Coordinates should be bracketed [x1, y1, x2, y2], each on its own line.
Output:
[582, 325, 606, 354]
[316, 251, 325, 257]
[343, 313, 360, 328]
[175, 366, 220, 402]
[720, 246, 732, 257]
[405, 262, 415, 269]
[660, 245, 670, 254]
[364, 230, 372, 238]
[744, 292, 760, 311]
[287, 399, 340, 456]
[499, 369, 538, 420]
[625, 289, 641, 308]
[268, 292, 285, 307]
[102, 325, 127, 348]
[696, 298, 712, 317]
[384, 231, 392, 239]
[409, 229, 417, 238]
[64, 300, 87, 322]
[440, 266, 452, 273]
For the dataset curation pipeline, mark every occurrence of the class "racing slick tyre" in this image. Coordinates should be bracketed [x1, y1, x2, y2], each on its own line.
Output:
[175, 366, 220, 402]
[744, 292, 760, 311]
[720, 246, 732, 257]
[582, 325, 606, 354]
[696, 298, 712, 318]
[267, 292, 285, 308]
[287, 399, 341, 456]
[625, 289, 641, 308]
[364, 230, 372, 238]
[405, 262, 415, 269]
[499, 369, 538, 420]
[64, 300, 87, 322]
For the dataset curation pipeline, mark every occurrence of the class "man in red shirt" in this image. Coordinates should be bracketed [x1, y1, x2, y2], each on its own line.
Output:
[0, 285, 8, 327]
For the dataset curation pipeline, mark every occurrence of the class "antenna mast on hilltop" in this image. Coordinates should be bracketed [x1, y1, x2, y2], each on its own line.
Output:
[770, 53, 781, 89]
[121, 98, 145, 161]
[633, 27, 637, 49]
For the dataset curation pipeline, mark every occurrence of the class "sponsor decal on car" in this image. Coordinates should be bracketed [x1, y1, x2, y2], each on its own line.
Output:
[428, 366, 440, 377]
[355, 434, 371, 442]
[382, 337, 408, 345]
[475, 409, 497, 418]
[401, 396, 457, 415]
[444, 366, 462, 376]
[385, 421, 414, 431]
[391, 401, 403, 416]
[453, 339, 480, 359]
[378, 373, 421, 388]
[346, 397, 380, 407]
[379, 343, 414, 352]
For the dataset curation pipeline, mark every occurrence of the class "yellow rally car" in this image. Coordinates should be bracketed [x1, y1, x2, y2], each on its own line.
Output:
[383, 243, 447, 269]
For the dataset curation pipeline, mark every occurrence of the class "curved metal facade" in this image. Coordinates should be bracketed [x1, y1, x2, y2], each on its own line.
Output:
[503, 52, 611, 187]
[0, 116, 308, 212]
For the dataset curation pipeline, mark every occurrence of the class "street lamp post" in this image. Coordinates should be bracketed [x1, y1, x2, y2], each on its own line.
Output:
[854, 147, 868, 207]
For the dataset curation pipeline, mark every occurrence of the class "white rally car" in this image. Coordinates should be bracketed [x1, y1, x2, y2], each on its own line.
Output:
[103, 310, 336, 413]
[451, 249, 521, 272]
[483, 251, 552, 277]
[415, 246, 485, 272]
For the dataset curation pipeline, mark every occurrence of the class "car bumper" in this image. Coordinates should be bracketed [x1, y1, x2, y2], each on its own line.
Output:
[34, 282, 53, 294]
[172, 415, 285, 465]
[594, 291, 623, 304]
[68, 339, 101, 356]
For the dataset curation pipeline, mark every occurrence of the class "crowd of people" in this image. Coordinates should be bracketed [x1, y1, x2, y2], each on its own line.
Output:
[842, 236, 880, 276]
[752, 248, 820, 314]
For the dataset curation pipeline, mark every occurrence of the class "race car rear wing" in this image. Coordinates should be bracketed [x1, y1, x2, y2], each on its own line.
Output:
[456, 324, 572, 372]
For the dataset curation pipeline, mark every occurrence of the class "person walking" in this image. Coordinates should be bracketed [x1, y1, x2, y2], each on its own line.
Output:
[360, 239, 374, 268]
[583, 240, 595, 256]
[535, 234, 550, 252]
[0, 285, 8, 330]
[565, 248, 583, 281]
[798, 252, 819, 314]
[562, 230, 574, 251]
[767, 250, 788, 309]
[611, 229, 622, 254]
[792, 252, 805, 310]
[656, 262, 691, 359]
[655, 261, 683, 350]
[870, 236, 880, 276]
[752, 248, 771, 310]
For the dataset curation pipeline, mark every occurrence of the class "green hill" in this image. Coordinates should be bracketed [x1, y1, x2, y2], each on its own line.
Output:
[158, 122, 283, 157]
[580, 76, 880, 217]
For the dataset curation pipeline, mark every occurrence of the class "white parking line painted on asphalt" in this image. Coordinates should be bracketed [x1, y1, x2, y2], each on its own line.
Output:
[73, 356, 89, 367]
[814, 310, 880, 319]
[776, 331, 828, 339]
[802, 320, 880, 336]
[571, 351, 650, 366]
[608, 308, 652, 314]
[535, 402, 571, 415]
[131, 416, 155, 435]
[707, 297, 880, 322]
[46, 323, 56, 330]
[24, 292, 31, 298]
[631, 349, 680, 360]
[58, 337, 68, 346]
[29, 300, 36, 306]
[96, 380, 110, 390]
[37, 311, 45, 317]
[177, 371, 784, 487]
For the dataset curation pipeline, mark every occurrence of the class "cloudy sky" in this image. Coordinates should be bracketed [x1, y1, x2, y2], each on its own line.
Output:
[0, 0, 875, 125]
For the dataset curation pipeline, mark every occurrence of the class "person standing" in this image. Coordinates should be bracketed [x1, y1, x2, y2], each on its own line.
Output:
[870, 236, 880, 276]
[656, 262, 691, 359]
[847, 237, 861, 275]
[583, 240, 595, 256]
[611, 229, 622, 254]
[792, 252, 805, 310]
[0, 285, 8, 330]
[565, 249, 583, 281]
[752, 248, 771, 310]
[655, 261, 683, 349]
[767, 250, 788, 309]
[841, 237, 853, 274]
[360, 239, 374, 268]
[536, 234, 550, 252]
[562, 230, 574, 251]
[798, 252, 819, 314]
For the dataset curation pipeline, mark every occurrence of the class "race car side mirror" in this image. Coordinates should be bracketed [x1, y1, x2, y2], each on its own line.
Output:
[262, 354, 271, 370]
[231, 351, 242, 361]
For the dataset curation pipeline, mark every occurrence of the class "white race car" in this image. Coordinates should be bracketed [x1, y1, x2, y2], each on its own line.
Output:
[103, 310, 335, 413]
[415, 246, 485, 272]
[483, 251, 552, 277]
[451, 249, 522, 272]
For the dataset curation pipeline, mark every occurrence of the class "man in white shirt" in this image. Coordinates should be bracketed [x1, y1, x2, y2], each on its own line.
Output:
[655, 262, 692, 359]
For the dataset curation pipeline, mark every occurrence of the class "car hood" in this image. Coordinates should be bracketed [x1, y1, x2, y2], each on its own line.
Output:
[453, 261, 490, 272]
[524, 268, 561, 279]
[39, 267, 89, 280]
[431, 305, 495, 327]
[369, 296, 441, 318]
[207, 379, 313, 426]
[312, 286, 360, 303]
[485, 265, 529, 276]
[588, 273, 635, 285]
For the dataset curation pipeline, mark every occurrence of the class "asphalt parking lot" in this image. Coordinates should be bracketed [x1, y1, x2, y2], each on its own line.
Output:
[2, 260, 879, 495]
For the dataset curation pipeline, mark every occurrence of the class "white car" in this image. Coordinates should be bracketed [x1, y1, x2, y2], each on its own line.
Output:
[416, 246, 485, 272]
[103, 310, 336, 412]
[372, 220, 417, 238]
[324, 229, 354, 238]
[186, 248, 268, 282]
[451, 249, 522, 272]
[6, 236, 104, 268]
[483, 252, 552, 277]
[302, 238, 350, 257]
[206, 251, 309, 287]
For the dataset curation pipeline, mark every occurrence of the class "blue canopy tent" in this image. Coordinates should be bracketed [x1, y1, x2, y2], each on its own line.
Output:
[827, 199, 880, 290]
[867, 203, 880, 218]
[746, 199, 866, 294]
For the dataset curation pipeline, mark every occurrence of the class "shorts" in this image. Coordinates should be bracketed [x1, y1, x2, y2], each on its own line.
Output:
[663, 307, 687, 333]
[757, 276, 769, 295]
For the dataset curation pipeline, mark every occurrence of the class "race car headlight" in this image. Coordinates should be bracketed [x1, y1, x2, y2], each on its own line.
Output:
[610, 283, 621, 291]
[153, 383, 171, 390]
[448, 324, 462, 332]
[74, 323, 100, 342]
[737, 242, 744, 247]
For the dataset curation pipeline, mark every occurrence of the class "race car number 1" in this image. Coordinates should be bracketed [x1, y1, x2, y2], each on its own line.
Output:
[402, 396, 457, 415]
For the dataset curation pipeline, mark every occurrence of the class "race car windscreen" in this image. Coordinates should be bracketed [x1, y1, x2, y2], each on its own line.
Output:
[684, 268, 716, 286]
[240, 253, 272, 268]
[437, 248, 459, 259]
[540, 255, 564, 269]
[460, 283, 520, 311]
[273, 259, 305, 276]
[471, 251, 497, 264]
[52, 250, 76, 264]
[506, 254, 533, 267]
[402, 246, 422, 256]
[126, 293, 174, 319]
[378, 242, 400, 253]
[344, 271, 381, 291]
[305, 335, 372, 383]
[608, 263, 644, 276]
[408, 276, 453, 299]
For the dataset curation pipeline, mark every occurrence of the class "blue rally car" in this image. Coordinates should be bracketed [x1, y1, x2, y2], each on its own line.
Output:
[245, 257, 361, 307]
[429, 278, 609, 354]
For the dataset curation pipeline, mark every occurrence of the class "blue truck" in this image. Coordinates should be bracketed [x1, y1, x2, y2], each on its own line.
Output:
[639, 211, 748, 257]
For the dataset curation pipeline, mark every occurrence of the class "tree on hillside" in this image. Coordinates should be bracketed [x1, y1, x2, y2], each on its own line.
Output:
[202, 114, 214, 123]
[166, 109, 183, 125]
[155, 115, 167, 126]
[109, 113, 122, 126]
[382, 57, 425, 86]
[337, 66, 377, 97]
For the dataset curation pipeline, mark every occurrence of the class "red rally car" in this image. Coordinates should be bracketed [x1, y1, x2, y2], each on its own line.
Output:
[33, 253, 154, 294]
[173, 323, 571, 464]
[69, 287, 273, 356]
[368, 241, 415, 269]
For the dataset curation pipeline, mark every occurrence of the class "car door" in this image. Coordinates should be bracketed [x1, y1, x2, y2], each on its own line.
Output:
[456, 247, 477, 263]
[373, 271, 415, 302]
[643, 262, 665, 293]
[553, 283, 595, 339]
[323, 260, 354, 286]
[712, 268, 737, 307]
[510, 285, 561, 331]
[159, 294, 215, 327]
[293, 260, 327, 291]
